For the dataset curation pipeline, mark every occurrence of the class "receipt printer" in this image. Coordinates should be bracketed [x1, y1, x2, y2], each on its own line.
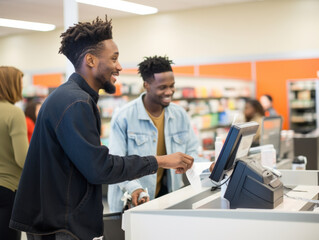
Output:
[224, 159, 284, 209]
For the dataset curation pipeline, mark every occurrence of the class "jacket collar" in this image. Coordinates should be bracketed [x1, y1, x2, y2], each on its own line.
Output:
[69, 73, 99, 103]
[136, 92, 175, 120]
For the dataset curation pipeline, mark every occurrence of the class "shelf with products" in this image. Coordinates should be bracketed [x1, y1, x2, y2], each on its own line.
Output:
[98, 96, 133, 120]
[198, 124, 231, 132]
[290, 99, 315, 108]
[173, 96, 246, 131]
[20, 85, 52, 111]
[98, 82, 141, 118]
[288, 79, 319, 134]
[98, 76, 252, 148]
[172, 86, 249, 151]
[22, 85, 50, 98]
[98, 82, 143, 142]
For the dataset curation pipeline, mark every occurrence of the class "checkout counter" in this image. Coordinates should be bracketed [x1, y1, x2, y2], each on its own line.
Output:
[121, 122, 319, 240]
[294, 133, 319, 170]
[122, 170, 319, 240]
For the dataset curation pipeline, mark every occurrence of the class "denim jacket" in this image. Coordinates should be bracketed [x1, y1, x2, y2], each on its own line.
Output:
[10, 74, 158, 240]
[107, 93, 199, 212]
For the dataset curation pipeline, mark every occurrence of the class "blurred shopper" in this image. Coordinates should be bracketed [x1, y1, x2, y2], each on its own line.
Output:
[108, 56, 201, 212]
[0, 66, 28, 240]
[10, 16, 193, 240]
[260, 94, 277, 116]
[24, 100, 42, 142]
[244, 99, 265, 146]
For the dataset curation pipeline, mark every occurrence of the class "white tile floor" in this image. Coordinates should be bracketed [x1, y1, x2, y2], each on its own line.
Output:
[20, 199, 109, 240]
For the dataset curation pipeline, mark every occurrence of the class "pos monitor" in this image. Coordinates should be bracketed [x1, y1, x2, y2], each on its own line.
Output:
[260, 116, 283, 159]
[209, 122, 284, 209]
[210, 122, 259, 183]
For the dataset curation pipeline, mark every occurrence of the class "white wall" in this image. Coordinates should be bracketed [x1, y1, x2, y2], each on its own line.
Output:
[0, 29, 65, 73]
[112, 0, 319, 66]
[0, 0, 318, 73]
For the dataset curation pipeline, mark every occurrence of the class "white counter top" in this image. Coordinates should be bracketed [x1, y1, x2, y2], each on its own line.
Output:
[122, 170, 319, 240]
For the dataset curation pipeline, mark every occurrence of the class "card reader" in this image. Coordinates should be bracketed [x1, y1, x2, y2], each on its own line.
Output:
[224, 159, 284, 209]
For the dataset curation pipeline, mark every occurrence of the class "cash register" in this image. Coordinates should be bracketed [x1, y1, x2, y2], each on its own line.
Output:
[209, 122, 284, 209]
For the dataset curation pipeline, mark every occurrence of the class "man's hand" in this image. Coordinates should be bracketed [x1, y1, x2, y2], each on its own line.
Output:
[131, 189, 149, 207]
[209, 162, 216, 172]
[156, 152, 194, 174]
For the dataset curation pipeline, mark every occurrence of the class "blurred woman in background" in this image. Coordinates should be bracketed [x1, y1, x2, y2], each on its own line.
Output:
[244, 99, 265, 146]
[0, 66, 28, 240]
[25, 100, 42, 143]
[260, 94, 278, 116]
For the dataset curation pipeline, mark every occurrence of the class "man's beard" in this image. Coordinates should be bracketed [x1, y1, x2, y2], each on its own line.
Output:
[103, 81, 116, 94]
[162, 103, 169, 108]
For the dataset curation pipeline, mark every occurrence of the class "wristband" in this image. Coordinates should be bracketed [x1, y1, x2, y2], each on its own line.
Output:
[138, 188, 149, 202]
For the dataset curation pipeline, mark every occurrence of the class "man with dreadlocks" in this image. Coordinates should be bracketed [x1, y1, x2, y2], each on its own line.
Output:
[107, 56, 201, 213]
[10, 17, 193, 240]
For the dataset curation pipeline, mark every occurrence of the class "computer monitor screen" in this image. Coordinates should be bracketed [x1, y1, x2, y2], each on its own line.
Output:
[260, 116, 282, 159]
[209, 122, 259, 183]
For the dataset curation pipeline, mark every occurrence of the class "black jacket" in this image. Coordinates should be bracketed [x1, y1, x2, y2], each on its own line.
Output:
[10, 73, 158, 239]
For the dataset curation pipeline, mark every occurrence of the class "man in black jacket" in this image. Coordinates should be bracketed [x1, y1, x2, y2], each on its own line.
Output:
[10, 16, 193, 240]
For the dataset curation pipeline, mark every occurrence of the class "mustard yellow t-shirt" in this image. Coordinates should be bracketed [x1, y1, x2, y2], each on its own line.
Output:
[146, 109, 166, 197]
[0, 100, 28, 191]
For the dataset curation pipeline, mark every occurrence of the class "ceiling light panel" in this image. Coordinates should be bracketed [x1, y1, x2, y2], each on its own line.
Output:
[0, 18, 56, 31]
[76, 0, 158, 15]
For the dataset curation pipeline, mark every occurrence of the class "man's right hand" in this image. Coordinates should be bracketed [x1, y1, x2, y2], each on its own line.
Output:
[131, 189, 149, 207]
[155, 152, 194, 174]
[209, 162, 216, 172]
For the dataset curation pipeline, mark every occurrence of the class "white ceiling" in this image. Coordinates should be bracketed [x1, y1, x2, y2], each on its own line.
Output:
[0, 0, 261, 37]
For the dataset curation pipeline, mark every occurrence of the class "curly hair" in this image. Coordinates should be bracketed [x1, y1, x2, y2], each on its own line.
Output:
[138, 55, 174, 82]
[25, 100, 41, 123]
[59, 16, 113, 70]
[245, 99, 265, 119]
[263, 94, 273, 102]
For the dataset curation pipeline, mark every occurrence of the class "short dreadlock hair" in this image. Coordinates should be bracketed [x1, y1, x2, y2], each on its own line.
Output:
[59, 16, 113, 70]
[263, 94, 273, 102]
[138, 56, 174, 82]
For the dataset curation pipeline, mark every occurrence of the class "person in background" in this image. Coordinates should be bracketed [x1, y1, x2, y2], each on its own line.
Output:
[244, 99, 265, 146]
[10, 16, 193, 240]
[260, 94, 277, 116]
[0, 66, 28, 240]
[108, 56, 201, 212]
[24, 100, 42, 142]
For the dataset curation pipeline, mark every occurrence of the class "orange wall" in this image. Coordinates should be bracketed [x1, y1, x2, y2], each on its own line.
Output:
[199, 62, 252, 80]
[156, 59, 318, 130]
[33, 73, 63, 87]
[256, 59, 319, 129]
[121, 68, 138, 75]
[121, 66, 196, 76]
[87, 59, 319, 131]
[121, 63, 251, 79]
[172, 66, 195, 76]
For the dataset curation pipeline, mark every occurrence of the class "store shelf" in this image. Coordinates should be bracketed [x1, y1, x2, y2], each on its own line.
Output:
[98, 84, 250, 149]
[290, 87, 316, 91]
[290, 100, 315, 108]
[291, 119, 316, 123]
[99, 94, 140, 99]
[199, 124, 231, 131]
[288, 79, 319, 134]
[290, 106, 315, 110]
[173, 96, 246, 101]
